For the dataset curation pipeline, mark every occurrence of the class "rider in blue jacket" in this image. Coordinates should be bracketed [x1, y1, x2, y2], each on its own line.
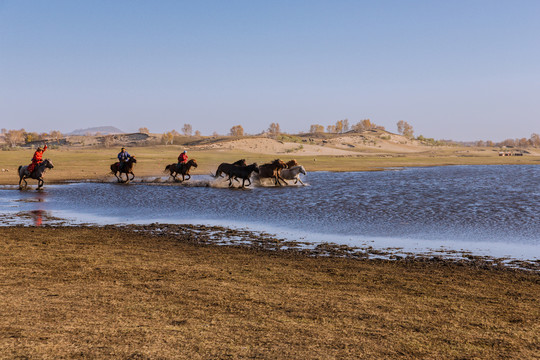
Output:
[118, 147, 131, 171]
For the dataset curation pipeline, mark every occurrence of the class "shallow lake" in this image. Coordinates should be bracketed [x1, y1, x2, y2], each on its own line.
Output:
[1, 165, 539, 260]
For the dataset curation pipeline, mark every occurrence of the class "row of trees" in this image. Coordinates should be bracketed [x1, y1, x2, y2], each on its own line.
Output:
[475, 134, 540, 148]
[1, 128, 63, 147]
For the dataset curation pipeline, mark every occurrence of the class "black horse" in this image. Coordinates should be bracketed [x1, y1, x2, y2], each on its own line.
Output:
[226, 163, 259, 188]
[214, 159, 247, 178]
[18, 159, 55, 190]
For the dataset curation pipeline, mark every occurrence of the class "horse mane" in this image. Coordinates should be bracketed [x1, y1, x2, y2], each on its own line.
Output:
[286, 159, 298, 168]
[233, 159, 246, 166]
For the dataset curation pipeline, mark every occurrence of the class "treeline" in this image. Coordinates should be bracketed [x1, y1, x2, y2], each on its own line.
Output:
[0, 128, 63, 147]
[473, 134, 540, 148]
[2, 123, 539, 149]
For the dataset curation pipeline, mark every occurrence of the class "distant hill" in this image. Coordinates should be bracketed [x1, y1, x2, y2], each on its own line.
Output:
[68, 126, 125, 136]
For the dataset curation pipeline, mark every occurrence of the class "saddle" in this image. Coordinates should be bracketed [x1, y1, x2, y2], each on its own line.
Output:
[26, 162, 40, 177]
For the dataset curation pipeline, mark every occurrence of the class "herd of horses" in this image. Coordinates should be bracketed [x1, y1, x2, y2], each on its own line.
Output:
[18, 156, 306, 190]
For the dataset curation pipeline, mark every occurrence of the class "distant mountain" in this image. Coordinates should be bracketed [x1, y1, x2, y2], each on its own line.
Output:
[68, 126, 125, 136]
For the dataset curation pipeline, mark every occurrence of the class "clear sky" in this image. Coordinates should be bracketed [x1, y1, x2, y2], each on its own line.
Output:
[1, 0, 539, 141]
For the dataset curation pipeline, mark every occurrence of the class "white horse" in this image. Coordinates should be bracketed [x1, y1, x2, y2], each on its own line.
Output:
[18, 159, 54, 190]
[280, 165, 306, 185]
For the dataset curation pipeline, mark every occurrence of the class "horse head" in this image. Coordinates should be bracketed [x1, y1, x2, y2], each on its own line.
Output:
[43, 159, 54, 169]
[299, 166, 306, 175]
[189, 159, 198, 168]
[130, 156, 137, 163]
[250, 163, 259, 173]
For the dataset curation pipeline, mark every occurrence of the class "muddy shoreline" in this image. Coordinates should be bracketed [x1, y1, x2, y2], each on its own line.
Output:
[3, 219, 539, 272]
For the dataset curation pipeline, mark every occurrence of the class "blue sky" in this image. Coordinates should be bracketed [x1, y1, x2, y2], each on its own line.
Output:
[1, 0, 539, 141]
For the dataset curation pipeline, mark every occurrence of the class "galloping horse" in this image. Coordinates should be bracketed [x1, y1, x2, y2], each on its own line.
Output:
[280, 165, 306, 185]
[111, 156, 137, 183]
[164, 159, 198, 182]
[226, 163, 259, 188]
[214, 159, 247, 178]
[258, 159, 288, 186]
[18, 159, 54, 190]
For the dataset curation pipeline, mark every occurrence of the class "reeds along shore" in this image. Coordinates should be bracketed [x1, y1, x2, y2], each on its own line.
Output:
[1, 226, 538, 359]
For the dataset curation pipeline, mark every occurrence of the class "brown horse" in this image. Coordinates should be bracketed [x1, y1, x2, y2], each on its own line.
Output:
[258, 159, 287, 186]
[164, 159, 198, 182]
[226, 163, 259, 188]
[214, 159, 247, 178]
[111, 156, 137, 183]
[285, 159, 298, 168]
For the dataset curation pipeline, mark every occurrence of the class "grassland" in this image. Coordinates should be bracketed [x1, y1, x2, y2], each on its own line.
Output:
[1, 226, 538, 359]
[1, 144, 539, 185]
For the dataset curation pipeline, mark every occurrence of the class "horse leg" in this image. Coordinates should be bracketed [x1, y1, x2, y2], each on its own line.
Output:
[245, 177, 252, 187]
[297, 176, 305, 186]
[37, 178, 43, 190]
[19, 176, 25, 190]
[185, 174, 191, 181]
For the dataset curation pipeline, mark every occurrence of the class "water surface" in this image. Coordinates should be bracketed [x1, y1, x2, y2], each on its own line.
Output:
[1, 165, 539, 260]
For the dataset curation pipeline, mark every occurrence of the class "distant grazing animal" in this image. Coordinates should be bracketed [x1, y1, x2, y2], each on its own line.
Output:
[226, 163, 259, 188]
[110, 156, 137, 183]
[285, 159, 298, 168]
[258, 159, 287, 186]
[214, 159, 247, 179]
[280, 165, 306, 185]
[18, 159, 54, 190]
[165, 159, 198, 182]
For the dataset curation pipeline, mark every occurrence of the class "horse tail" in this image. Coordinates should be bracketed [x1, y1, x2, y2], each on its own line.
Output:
[18, 165, 22, 172]
[213, 166, 222, 178]
[164, 165, 171, 173]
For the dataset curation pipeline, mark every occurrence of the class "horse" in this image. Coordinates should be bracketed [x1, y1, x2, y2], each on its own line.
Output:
[18, 159, 54, 190]
[164, 159, 198, 182]
[214, 159, 247, 178]
[226, 163, 259, 188]
[258, 159, 288, 186]
[285, 159, 298, 168]
[280, 165, 306, 185]
[110, 156, 137, 183]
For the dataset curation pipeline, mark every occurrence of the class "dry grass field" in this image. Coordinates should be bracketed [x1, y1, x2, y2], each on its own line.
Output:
[1, 143, 539, 185]
[1, 226, 539, 359]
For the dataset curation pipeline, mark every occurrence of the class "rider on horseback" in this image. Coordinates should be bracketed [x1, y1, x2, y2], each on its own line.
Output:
[177, 150, 188, 172]
[26, 144, 47, 176]
[118, 147, 131, 172]
[178, 150, 188, 164]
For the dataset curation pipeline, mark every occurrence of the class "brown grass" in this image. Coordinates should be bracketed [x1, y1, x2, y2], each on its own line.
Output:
[1, 227, 538, 359]
[1, 145, 539, 186]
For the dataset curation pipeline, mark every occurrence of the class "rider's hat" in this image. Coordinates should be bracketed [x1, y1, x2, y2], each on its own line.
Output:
[37, 146, 43, 151]
[121, 147, 125, 150]
[183, 150, 187, 153]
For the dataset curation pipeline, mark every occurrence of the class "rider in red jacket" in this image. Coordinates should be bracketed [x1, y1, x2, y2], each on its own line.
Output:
[178, 150, 188, 164]
[27, 144, 47, 175]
